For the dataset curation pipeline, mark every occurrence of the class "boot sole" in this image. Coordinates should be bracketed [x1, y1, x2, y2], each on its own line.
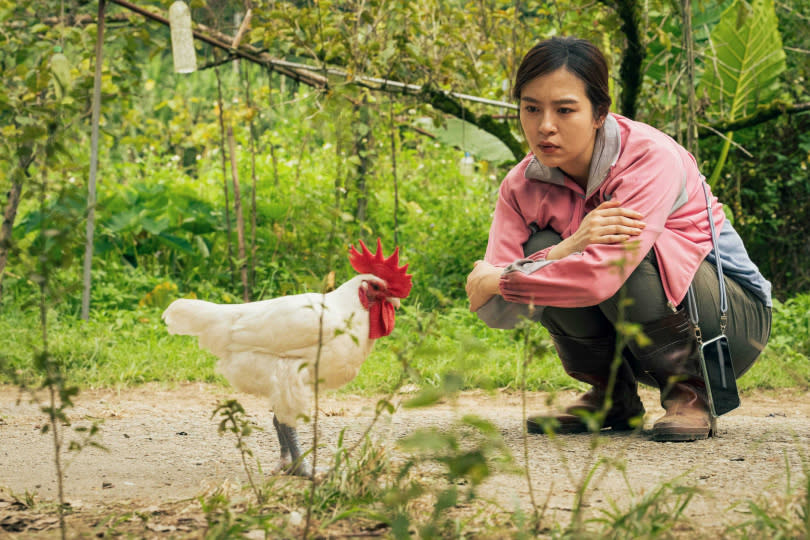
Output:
[652, 430, 711, 442]
[653, 418, 716, 442]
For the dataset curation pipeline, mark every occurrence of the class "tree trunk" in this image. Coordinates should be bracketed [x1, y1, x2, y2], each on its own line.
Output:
[615, 0, 642, 119]
[0, 179, 23, 302]
[227, 124, 249, 302]
[599, 0, 643, 119]
[681, 0, 698, 159]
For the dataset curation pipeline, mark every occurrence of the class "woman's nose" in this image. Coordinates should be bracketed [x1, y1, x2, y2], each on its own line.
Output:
[539, 114, 556, 134]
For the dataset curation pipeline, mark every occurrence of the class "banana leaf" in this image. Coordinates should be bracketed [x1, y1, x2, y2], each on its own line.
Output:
[697, 0, 786, 123]
[413, 116, 516, 164]
[697, 0, 786, 187]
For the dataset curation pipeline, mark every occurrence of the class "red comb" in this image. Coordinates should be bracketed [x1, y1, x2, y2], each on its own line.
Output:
[349, 238, 412, 298]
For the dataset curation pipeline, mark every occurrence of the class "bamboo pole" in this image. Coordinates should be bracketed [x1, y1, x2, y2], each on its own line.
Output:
[81, 0, 106, 321]
[227, 124, 249, 302]
[242, 65, 258, 294]
[214, 64, 236, 287]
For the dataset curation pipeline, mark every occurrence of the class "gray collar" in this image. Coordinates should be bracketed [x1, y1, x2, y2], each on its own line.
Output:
[524, 113, 621, 198]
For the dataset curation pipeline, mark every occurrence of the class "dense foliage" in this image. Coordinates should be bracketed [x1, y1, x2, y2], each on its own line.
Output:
[711, 2, 810, 293]
[1, 0, 809, 388]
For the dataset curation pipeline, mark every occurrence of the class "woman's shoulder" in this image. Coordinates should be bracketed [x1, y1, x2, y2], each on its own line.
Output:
[612, 114, 683, 149]
[612, 114, 689, 167]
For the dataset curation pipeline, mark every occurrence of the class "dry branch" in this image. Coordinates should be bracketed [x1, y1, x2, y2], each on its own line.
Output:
[698, 101, 810, 137]
[104, 0, 523, 159]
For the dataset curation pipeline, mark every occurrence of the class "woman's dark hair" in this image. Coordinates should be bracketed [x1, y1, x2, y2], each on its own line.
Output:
[513, 36, 611, 120]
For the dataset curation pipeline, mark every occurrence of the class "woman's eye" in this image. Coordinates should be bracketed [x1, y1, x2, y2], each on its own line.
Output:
[524, 105, 538, 113]
[558, 107, 573, 114]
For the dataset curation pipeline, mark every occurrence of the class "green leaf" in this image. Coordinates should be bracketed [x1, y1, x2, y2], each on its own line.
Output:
[398, 429, 455, 452]
[194, 235, 210, 258]
[106, 209, 139, 233]
[402, 386, 443, 408]
[460, 415, 498, 436]
[446, 450, 489, 484]
[155, 233, 194, 255]
[414, 116, 515, 163]
[697, 0, 786, 123]
[375, 398, 395, 415]
[391, 513, 410, 540]
[140, 214, 170, 235]
[433, 487, 458, 513]
[50, 52, 72, 91]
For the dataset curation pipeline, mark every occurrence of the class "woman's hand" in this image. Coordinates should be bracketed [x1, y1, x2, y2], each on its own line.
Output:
[466, 260, 503, 312]
[547, 200, 645, 260]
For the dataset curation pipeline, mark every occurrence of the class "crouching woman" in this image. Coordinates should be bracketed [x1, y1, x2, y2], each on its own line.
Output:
[466, 36, 772, 441]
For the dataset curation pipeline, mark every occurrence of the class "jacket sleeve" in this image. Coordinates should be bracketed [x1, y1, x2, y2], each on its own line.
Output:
[483, 178, 534, 265]
[498, 143, 687, 308]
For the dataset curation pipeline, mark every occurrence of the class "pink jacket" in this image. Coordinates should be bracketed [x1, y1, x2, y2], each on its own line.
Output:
[485, 113, 725, 309]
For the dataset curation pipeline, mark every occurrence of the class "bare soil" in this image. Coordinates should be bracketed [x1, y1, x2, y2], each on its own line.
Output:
[1, 383, 809, 538]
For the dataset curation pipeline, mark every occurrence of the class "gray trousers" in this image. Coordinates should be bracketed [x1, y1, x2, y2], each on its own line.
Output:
[477, 229, 771, 378]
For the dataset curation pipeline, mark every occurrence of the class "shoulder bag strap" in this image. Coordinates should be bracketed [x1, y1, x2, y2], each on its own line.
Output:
[687, 181, 728, 341]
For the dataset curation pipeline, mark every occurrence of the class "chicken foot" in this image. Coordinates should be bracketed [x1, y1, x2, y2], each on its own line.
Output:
[272, 414, 312, 477]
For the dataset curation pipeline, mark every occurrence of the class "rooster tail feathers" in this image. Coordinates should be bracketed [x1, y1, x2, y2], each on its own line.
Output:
[162, 298, 221, 336]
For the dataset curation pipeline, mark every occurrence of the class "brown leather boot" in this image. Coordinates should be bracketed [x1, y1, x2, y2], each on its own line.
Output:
[527, 333, 645, 434]
[632, 308, 716, 442]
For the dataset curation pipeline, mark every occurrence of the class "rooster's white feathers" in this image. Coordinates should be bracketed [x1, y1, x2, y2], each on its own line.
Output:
[164, 274, 386, 424]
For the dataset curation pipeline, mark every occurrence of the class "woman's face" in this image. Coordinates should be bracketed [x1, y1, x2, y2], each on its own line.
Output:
[518, 67, 603, 185]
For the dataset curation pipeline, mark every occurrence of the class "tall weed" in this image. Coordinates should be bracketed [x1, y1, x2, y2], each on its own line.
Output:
[740, 294, 810, 391]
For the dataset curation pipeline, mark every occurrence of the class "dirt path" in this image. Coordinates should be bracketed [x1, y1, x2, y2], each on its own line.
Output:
[1, 383, 809, 537]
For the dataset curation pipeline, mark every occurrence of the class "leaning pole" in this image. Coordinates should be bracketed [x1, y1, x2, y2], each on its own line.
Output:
[81, 0, 105, 321]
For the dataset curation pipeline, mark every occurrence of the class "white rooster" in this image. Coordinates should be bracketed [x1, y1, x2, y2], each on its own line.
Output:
[162, 239, 412, 476]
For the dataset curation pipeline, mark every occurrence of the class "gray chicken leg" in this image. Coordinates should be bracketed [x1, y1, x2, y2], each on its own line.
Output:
[272, 414, 312, 477]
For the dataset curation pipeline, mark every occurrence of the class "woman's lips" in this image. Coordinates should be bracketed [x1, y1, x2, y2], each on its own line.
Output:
[539, 142, 559, 154]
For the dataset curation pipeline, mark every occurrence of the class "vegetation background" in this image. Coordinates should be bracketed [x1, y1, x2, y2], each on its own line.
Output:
[1, 0, 810, 537]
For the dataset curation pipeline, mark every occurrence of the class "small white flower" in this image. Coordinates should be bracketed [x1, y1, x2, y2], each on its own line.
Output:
[288, 510, 303, 526]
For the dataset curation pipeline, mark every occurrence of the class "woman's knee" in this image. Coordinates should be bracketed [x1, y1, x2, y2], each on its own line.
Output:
[540, 306, 613, 338]
[599, 251, 671, 325]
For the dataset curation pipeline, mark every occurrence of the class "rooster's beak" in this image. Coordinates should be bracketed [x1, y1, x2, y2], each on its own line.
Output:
[388, 297, 401, 308]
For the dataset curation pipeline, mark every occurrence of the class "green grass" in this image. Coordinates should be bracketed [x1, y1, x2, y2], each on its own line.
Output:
[0, 305, 221, 389]
[346, 302, 574, 395]
[2, 293, 809, 395]
[739, 294, 810, 392]
[0, 298, 570, 393]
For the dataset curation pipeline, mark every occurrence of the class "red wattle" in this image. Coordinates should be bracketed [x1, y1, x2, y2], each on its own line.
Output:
[368, 300, 396, 339]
